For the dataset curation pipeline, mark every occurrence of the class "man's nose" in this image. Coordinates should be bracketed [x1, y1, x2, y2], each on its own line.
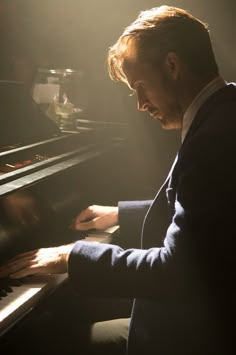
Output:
[137, 91, 149, 111]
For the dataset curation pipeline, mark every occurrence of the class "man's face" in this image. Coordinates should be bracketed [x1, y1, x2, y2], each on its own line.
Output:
[122, 46, 184, 130]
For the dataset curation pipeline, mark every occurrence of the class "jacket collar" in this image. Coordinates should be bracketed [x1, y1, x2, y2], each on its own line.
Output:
[181, 76, 226, 143]
[181, 82, 236, 149]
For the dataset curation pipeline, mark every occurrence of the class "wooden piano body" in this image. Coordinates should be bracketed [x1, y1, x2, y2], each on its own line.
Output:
[0, 81, 125, 353]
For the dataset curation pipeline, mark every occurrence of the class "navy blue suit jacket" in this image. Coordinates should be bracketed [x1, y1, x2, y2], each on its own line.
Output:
[68, 83, 236, 354]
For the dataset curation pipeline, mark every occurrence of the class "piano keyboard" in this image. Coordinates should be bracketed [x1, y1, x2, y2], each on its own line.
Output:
[0, 230, 118, 337]
[0, 274, 67, 336]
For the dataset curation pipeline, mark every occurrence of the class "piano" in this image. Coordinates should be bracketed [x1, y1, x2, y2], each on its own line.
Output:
[0, 81, 124, 352]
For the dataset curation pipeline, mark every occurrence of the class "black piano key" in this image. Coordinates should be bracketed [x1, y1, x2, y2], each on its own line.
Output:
[0, 289, 7, 297]
[4, 284, 13, 293]
[0, 277, 9, 290]
[8, 278, 23, 287]
[0, 277, 25, 299]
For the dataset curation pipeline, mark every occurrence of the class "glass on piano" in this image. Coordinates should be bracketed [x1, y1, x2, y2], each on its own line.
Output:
[32, 68, 88, 132]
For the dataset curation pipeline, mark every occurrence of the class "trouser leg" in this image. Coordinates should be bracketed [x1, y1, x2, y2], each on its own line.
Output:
[86, 318, 130, 355]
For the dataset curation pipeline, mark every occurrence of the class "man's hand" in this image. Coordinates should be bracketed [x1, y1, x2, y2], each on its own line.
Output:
[73, 205, 118, 231]
[0, 244, 74, 279]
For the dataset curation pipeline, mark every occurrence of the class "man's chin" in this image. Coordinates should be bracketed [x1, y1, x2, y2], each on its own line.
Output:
[160, 119, 182, 130]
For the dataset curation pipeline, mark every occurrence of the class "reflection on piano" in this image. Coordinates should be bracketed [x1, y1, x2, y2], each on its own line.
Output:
[0, 81, 124, 351]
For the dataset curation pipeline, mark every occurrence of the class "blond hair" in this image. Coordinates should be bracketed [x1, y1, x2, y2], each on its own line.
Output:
[108, 6, 218, 84]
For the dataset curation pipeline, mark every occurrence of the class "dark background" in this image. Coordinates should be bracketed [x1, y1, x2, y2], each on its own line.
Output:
[0, 0, 235, 199]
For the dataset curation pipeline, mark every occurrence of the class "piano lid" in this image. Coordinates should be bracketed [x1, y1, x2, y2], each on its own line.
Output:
[0, 80, 61, 148]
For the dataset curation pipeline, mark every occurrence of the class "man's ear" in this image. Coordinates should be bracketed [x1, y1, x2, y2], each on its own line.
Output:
[164, 52, 180, 80]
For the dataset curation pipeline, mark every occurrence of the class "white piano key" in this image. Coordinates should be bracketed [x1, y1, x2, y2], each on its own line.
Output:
[0, 274, 67, 335]
[0, 283, 42, 322]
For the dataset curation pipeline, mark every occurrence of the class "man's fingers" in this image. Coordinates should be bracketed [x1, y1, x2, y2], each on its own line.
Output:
[75, 208, 97, 224]
[75, 219, 96, 231]
[5, 250, 37, 263]
[71, 211, 95, 229]
[0, 256, 36, 278]
[9, 264, 41, 279]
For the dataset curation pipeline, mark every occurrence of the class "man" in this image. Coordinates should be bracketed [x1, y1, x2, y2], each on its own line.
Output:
[0, 5, 235, 355]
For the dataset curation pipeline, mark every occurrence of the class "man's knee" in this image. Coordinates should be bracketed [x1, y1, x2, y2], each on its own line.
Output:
[89, 318, 130, 354]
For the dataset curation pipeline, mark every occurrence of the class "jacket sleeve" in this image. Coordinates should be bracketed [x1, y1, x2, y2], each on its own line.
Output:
[67, 196, 180, 300]
[117, 200, 152, 248]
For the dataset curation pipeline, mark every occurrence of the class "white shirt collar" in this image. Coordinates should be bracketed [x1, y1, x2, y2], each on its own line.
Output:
[181, 76, 226, 142]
